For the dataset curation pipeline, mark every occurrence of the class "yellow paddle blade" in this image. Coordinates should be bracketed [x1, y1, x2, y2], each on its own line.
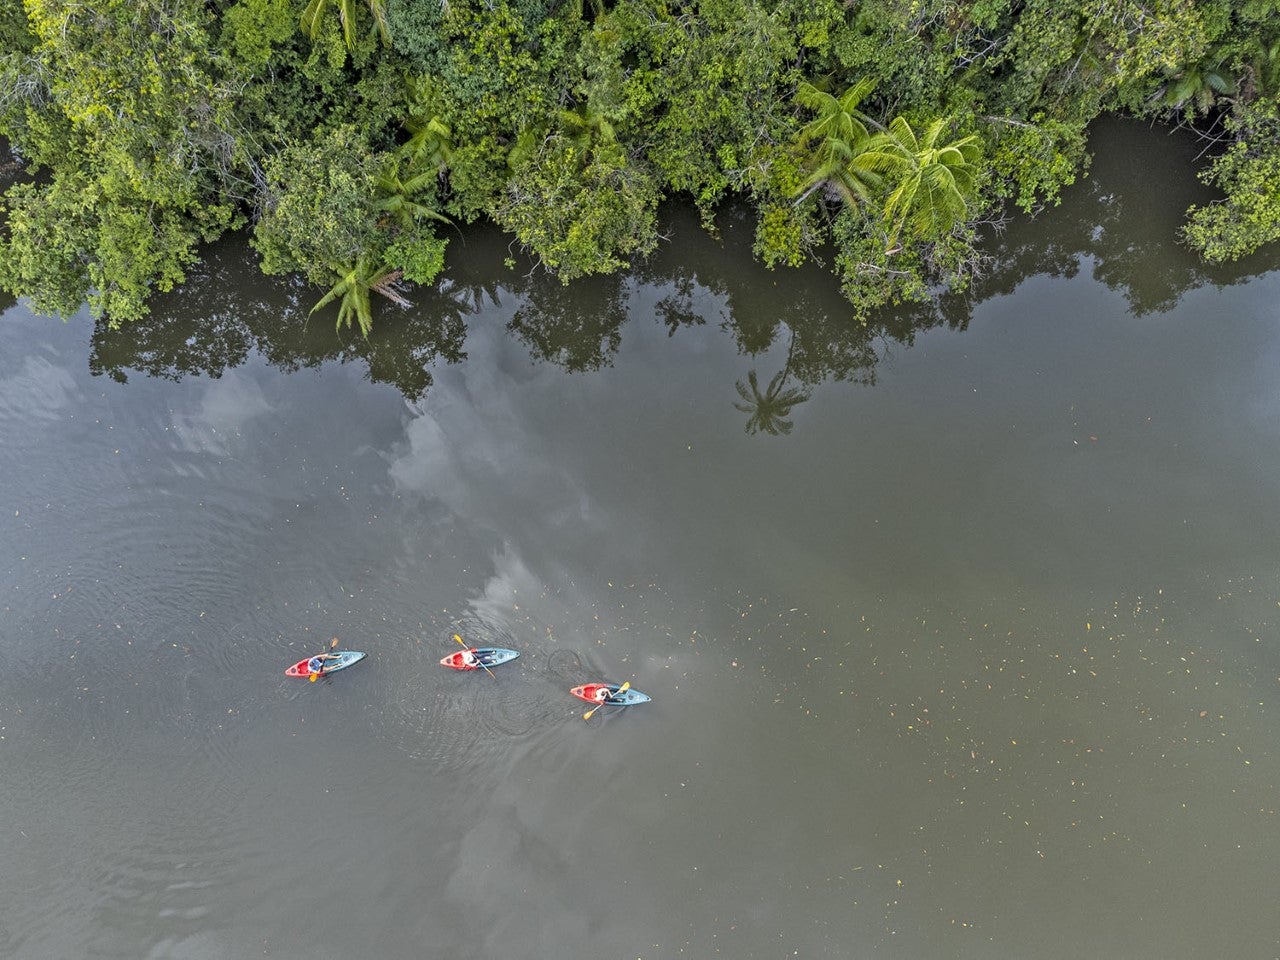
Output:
[309, 673, 318, 682]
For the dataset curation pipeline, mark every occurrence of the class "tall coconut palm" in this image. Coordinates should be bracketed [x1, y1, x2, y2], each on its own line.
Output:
[860, 116, 981, 246]
[795, 78, 876, 149]
[792, 78, 883, 208]
[793, 135, 885, 208]
[300, 0, 389, 50]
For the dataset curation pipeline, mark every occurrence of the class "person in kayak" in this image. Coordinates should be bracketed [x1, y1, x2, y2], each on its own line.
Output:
[308, 653, 339, 675]
[461, 648, 489, 667]
[597, 686, 615, 703]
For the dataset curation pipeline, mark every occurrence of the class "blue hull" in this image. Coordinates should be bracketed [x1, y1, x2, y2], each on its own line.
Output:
[324, 651, 366, 672]
[476, 648, 519, 667]
[608, 688, 651, 705]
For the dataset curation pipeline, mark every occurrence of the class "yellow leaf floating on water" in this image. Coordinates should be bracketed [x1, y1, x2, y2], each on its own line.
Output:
[1086, 622, 1091, 631]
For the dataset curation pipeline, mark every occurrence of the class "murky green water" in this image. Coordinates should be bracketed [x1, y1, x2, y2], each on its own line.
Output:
[2, 119, 1278, 959]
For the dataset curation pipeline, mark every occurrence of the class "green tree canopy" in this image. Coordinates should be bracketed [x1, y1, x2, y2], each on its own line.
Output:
[1, 0, 1279, 331]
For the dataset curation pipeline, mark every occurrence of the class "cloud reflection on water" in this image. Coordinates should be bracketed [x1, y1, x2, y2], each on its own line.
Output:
[169, 369, 272, 458]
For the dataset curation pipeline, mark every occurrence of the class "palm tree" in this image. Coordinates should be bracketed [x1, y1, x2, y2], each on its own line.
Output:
[1150, 57, 1234, 116]
[506, 128, 539, 171]
[860, 116, 981, 246]
[795, 78, 876, 148]
[373, 159, 450, 230]
[793, 135, 885, 208]
[401, 78, 455, 178]
[1242, 34, 1280, 101]
[560, 101, 617, 156]
[300, 0, 390, 50]
[311, 255, 410, 337]
[559, 0, 606, 22]
[400, 115, 454, 179]
[792, 78, 883, 208]
[733, 369, 810, 436]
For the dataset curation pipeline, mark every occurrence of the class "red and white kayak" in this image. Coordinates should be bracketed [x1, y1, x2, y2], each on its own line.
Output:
[570, 683, 652, 706]
[439, 647, 520, 671]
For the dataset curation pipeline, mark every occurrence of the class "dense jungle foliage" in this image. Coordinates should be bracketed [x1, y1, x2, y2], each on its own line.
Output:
[1, 0, 1277, 330]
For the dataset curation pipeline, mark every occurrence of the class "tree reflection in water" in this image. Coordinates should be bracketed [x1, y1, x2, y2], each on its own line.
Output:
[506, 271, 626, 373]
[88, 235, 470, 400]
[84, 121, 1278, 420]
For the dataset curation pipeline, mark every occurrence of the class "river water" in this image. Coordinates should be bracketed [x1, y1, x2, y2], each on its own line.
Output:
[2, 119, 1278, 959]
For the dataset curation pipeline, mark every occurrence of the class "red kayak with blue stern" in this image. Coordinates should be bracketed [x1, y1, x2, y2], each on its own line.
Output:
[571, 683, 651, 706]
[440, 647, 520, 671]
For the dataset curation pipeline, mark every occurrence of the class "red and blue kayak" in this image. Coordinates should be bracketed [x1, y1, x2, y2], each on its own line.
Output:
[284, 651, 366, 677]
[440, 647, 520, 671]
[571, 683, 651, 706]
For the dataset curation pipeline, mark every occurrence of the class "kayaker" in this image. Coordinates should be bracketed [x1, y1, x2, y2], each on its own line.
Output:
[461, 648, 486, 667]
[597, 686, 613, 703]
[308, 653, 338, 675]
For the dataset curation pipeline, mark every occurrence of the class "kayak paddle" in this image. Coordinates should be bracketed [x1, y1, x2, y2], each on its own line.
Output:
[583, 681, 629, 720]
[309, 637, 339, 682]
[453, 633, 497, 680]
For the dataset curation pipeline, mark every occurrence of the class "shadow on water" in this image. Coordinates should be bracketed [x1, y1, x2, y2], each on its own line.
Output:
[84, 117, 1279, 410]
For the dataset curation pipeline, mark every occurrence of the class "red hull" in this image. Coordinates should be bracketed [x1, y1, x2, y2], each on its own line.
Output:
[284, 657, 316, 677]
[440, 651, 481, 671]
[571, 683, 612, 703]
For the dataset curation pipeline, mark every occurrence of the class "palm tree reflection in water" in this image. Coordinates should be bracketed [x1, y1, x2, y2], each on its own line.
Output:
[733, 336, 811, 437]
[734, 369, 809, 435]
